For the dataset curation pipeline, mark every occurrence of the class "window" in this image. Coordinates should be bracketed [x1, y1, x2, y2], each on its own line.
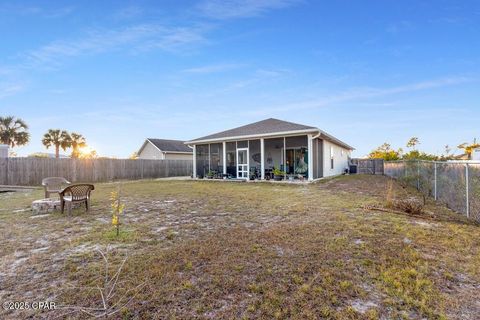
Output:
[330, 146, 334, 169]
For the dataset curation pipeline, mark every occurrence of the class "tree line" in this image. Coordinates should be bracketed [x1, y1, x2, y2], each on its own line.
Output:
[0, 115, 95, 158]
[369, 137, 479, 161]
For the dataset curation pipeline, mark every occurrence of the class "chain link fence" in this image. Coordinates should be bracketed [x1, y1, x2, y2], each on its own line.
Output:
[385, 160, 480, 222]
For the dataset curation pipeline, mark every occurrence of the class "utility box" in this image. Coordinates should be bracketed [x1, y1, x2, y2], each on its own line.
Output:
[0, 144, 8, 158]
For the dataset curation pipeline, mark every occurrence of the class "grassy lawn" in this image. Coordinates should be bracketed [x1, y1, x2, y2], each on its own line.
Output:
[1, 175, 479, 319]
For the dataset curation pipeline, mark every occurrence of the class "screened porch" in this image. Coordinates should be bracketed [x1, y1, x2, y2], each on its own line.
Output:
[193, 134, 322, 181]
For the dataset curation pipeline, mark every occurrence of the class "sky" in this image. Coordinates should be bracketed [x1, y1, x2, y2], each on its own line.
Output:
[0, 0, 479, 158]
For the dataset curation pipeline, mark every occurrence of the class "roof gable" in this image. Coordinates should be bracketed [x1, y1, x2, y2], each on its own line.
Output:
[188, 118, 317, 142]
[143, 139, 192, 153]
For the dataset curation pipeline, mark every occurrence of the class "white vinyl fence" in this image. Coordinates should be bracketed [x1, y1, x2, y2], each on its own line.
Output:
[385, 160, 480, 222]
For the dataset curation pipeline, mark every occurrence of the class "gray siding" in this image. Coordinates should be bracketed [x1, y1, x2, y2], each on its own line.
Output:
[164, 153, 193, 161]
[138, 142, 164, 160]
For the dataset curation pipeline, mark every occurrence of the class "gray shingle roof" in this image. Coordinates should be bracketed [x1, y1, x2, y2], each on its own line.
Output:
[188, 118, 317, 142]
[148, 139, 192, 153]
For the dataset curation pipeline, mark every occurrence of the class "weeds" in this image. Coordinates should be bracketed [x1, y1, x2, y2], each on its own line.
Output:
[110, 184, 125, 237]
[1, 176, 479, 319]
[60, 247, 145, 318]
[382, 178, 426, 216]
[393, 198, 425, 215]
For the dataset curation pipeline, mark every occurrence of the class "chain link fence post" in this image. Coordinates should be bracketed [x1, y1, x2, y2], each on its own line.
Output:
[466, 163, 470, 218]
[385, 160, 479, 222]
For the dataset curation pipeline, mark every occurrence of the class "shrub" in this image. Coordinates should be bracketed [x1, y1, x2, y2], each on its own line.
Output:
[393, 198, 425, 215]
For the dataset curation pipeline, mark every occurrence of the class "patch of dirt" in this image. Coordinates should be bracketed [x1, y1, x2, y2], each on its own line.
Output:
[350, 299, 378, 313]
[0, 176, 479, 319]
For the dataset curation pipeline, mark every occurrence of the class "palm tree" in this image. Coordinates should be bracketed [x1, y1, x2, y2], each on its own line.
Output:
[0, 116, 30, 147]
[458, 138, 480, 160]
[70, 132, 86, 158]
[406, 137, 420, 150]
[42, 129, 71, 158]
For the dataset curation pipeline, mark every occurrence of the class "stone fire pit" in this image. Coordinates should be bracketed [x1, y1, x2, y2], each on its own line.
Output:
[32, 198, 61, 214]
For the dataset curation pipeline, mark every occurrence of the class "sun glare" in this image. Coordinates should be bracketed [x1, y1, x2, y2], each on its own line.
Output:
[78, 145, 97, 158]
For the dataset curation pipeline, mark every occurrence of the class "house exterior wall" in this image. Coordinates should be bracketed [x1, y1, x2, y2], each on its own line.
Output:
[164, 153, 192, 161]
[473, 148, 480, 161]
[138, 142, 164, 160]
[322, 140, 351, 177]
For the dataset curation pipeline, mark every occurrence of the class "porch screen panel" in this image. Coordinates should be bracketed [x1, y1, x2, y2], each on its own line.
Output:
[264, 138, 284, 171]
[226, 142, 236, 177]
[209, 143, 222, 172]
[285, 136, 308, 177]
[237, 140, 248, 148]
[195, 144, 209, 178]
[249, 139, 261, 172]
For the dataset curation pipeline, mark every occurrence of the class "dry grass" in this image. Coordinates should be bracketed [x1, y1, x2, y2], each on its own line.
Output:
[0, 175, 479, 319]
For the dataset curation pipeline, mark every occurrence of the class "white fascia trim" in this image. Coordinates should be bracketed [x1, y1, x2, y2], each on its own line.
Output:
[184, 129, 319, 145]
[317, 131, 355, 151]
[163, 151, 193, 154]
[137, 140, 148, 155]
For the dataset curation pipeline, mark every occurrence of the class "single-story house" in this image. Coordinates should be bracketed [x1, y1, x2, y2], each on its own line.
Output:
[473, 148, 480, 161]
[138, 139, 192, 160]
[184, 118, 354, 181]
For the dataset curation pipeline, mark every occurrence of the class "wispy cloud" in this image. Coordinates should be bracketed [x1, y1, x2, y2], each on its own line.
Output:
[182, 63, 245, 74]
[185, 67, 289, 95]
[0, 83, 24, 99]
[198, 0, 299, 20]
[386, 20, 414, 33]
[357, 76, 472, 96]
[0, 3, 74, 18]
[248, 76, 473, 116]
[22, 24, 208, 69]
[112, 6, 144, 21]
[0, 66, 15, 76]
[43, 6, 75, 18]
[0, 3, 41, 15]
[221, 68, 288, 90]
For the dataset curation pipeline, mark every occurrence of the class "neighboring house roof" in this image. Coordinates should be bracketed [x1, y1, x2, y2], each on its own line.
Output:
[454, 153, 469, 160]
[28, 152, 69, 158]
[185, 118, 354, 150]
[138, 139, 192, 154]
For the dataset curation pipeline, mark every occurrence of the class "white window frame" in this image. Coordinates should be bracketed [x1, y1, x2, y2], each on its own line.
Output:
[330, 146, 334, 169]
